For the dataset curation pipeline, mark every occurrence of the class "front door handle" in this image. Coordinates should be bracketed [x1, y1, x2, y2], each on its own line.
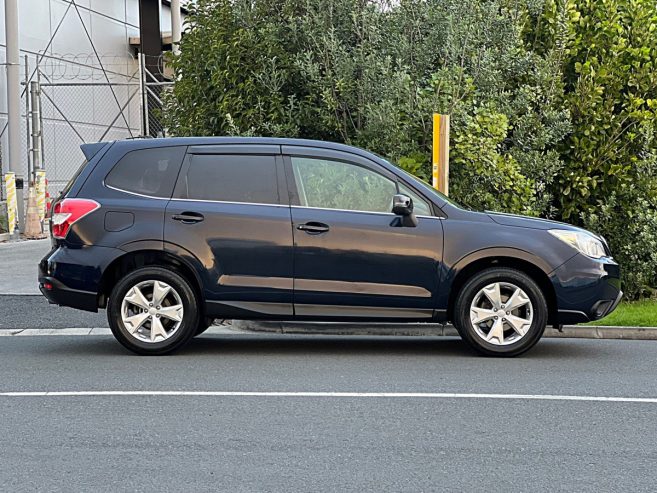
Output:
[172, 212, 204, 224]
[297, 222, 329, 234]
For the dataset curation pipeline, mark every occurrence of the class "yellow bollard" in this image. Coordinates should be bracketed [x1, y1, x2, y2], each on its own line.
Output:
[35, 170, 47, 222]
[432, 113, 450, 195]
[24, 186, 45, 239]
[5, 172, 17, 235]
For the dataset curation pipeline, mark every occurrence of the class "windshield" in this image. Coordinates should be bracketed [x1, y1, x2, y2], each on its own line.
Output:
[387, 160, 467, 210]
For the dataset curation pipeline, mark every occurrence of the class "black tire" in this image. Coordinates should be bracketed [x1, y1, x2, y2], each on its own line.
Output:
[195, 317, 215, 336]
[453, 267, 547, 357]
[107, 266, 200, 355]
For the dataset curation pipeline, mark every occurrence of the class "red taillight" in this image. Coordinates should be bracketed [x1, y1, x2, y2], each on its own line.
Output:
[51, 198, 100, 239]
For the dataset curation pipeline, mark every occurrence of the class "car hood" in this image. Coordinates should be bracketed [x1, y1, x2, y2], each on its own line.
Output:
[486, 211, 582, 232]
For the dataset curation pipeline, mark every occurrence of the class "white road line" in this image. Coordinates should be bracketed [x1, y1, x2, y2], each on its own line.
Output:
[1, 391, 657, 403]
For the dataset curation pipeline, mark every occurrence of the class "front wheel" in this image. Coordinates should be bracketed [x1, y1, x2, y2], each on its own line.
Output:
[453, 267, 547, 357]
[107, 267, 200, 355]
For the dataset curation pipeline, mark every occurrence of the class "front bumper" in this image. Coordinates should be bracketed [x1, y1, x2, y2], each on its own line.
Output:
[550, 253, 622, 324]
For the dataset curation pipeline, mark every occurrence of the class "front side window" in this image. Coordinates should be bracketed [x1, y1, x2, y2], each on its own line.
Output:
[105, 146, 186, 198]
[291, 156, 397, 213]
[183, 154, 279, 204]
[399, 182, 432, 216]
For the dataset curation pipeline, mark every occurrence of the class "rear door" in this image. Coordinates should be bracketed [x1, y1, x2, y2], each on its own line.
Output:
[283, 146, 444, 320]
[164, 145, 294, 318]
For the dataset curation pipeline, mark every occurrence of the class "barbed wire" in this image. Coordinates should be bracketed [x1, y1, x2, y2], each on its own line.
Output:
[40, 52, 136, 81]
[39, 52, 173, 81]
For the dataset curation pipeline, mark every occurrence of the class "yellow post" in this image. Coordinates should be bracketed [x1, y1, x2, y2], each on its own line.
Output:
[432, 113, 450, 195]
[35, 170, 47, 222]
[24, 186, 45, 239]
[5, 172, 17, 235]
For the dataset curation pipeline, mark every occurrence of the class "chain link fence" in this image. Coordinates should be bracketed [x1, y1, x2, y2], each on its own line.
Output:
[6, 53, 172, 198]
[140, 54, 174, 138]
[0, 52, 174, 230]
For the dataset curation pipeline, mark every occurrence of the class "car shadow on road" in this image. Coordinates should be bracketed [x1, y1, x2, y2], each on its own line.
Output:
[178, 334, 600, 360]
[18, 334, 606, 360]
[185, 335, 476, 357]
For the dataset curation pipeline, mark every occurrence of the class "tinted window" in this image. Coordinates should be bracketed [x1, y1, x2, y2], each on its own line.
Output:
[291, 157, 396, 213]
[399, 182, 432, 216]
[105, 146, 186, 198]
[183, 154, 279, 204]
[61, 160, 88, 198]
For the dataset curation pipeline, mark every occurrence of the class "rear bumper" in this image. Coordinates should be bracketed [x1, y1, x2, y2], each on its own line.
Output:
[39, 276, 98, 312]
[38, 243, 124, 312]
[551, 253, 622, 325]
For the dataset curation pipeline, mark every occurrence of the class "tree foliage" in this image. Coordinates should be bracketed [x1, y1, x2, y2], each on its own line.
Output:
[164, 0, 657, 298]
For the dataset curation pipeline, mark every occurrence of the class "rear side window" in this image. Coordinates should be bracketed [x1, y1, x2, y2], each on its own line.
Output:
[182, 154, 279, 204]
[60, 160, 88, 198]
[105, 146, 186, 198]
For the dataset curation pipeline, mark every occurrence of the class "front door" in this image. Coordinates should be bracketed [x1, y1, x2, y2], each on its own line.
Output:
[283, 147, 444, 320]
[165, 145, 294, 318]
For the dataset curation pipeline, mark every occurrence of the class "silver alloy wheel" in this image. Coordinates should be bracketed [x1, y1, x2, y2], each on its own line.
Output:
[469, 281, 533, 346]
[120, 280, 184, 343]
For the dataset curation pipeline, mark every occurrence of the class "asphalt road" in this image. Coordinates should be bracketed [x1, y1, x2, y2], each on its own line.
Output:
[2, 333, 657, 492]
[0, 295, 108, 329]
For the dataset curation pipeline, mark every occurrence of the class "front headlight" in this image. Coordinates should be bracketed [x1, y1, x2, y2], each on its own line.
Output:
[548, 229, 606, 259]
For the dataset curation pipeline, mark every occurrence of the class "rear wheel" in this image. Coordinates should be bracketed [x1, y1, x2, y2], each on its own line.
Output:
[453, 267, 547, 357]
[107, 267, 199, 355]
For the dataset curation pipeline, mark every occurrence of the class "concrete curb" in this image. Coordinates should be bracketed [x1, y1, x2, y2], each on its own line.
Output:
[0, 323, 655, 340]
[231, 320, 657, 341]
[0, 325, 240, 337]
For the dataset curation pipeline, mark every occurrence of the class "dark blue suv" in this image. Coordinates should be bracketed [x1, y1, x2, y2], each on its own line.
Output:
[39, 137, 622, 356]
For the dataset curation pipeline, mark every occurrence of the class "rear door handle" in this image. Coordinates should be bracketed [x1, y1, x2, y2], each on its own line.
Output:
[297, 222, 329, 234]
[172, 212, 204, 224]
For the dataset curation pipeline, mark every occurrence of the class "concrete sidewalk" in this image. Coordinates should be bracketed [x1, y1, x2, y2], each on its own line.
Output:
[0, 238, 51, 295]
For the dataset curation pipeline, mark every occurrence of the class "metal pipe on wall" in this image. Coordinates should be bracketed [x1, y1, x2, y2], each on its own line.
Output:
[37, 62, 45, 171]
[5, 0, 23, 234]
[24, 55, 31, 183]
[171, 0, 182, 56]
[30, 81, 42, 172]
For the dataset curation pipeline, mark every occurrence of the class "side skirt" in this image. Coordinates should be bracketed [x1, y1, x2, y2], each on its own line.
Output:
[207, 300, 440, 322]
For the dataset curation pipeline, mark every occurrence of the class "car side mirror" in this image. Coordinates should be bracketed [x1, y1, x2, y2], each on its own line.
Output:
[392, 194, 418, 227]
[392, 194, 413, 216]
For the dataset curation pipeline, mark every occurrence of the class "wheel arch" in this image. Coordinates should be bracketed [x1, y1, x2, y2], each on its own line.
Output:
[446, 252, 558, 325]
[98, 249, 203, 309]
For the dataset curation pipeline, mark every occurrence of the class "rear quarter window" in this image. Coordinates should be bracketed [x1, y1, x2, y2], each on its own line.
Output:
[105, 146, 186, 198]
[60, 160, 88, 198]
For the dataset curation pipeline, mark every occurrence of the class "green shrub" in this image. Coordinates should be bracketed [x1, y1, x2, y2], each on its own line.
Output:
[164, 0, 657, 297]
[582, 193, 657, 299]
